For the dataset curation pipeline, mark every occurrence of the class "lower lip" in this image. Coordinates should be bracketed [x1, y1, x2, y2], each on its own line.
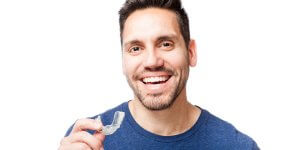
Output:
[140, 77, 172, 94]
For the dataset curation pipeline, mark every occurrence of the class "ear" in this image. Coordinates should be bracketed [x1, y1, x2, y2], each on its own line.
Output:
[188, 39, 197, 67]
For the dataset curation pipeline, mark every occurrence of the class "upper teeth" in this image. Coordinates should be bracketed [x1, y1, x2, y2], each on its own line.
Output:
[142, 76, 169, 83]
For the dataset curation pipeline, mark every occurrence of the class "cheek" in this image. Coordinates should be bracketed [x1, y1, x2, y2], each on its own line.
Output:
[164, 51, 189, 68]
[122, 56, 142, 76]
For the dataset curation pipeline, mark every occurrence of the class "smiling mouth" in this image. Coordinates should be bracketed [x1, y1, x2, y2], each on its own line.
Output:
[141, 75, 172, 84]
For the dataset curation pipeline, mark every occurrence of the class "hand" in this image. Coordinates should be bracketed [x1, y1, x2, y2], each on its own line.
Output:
[59, 118, 105, 150]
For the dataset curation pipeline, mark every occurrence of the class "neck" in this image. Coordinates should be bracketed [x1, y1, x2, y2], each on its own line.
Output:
[128, 88, 201, 136]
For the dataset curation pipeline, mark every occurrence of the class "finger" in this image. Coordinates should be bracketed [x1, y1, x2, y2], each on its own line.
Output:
[93, 131, 105, 142]
[69, 142, 92, 150]
[59, 142, 91, 150]
[66, 131, 102, 150]
[60, 137, 71, 145]
[71, 118, 103, 134]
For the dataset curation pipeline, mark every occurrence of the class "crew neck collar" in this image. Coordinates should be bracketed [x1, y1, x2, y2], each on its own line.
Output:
[121, 101, 209, 143]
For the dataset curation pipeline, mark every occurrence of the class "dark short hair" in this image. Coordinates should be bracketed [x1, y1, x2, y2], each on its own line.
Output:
[119, 0, 190, 48]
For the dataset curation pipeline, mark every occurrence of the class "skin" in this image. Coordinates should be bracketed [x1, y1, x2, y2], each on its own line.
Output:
[122, 8, 201, 136]
[58, 118, 105, 150]
[59, 7, 201, 149]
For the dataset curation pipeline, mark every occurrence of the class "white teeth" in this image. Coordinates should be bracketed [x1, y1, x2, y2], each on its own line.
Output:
[142, 76, 169, 83]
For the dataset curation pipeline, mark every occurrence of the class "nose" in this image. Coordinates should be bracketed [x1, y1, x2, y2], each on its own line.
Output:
[143, 50, 164, 70]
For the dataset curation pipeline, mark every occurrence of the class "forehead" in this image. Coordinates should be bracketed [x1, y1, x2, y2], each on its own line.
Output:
[122, 8, 181, 44]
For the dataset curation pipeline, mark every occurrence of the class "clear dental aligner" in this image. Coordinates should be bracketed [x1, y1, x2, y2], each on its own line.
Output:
[96, 111, 125, 135]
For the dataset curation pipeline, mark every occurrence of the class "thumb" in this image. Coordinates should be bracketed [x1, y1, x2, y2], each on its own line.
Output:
[94, 116, 106, 142]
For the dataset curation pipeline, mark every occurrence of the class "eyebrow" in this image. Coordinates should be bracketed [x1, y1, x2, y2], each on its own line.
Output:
[156, 35, 178, 42]
[123, 34, 179, 48]
[124, 40, 142, 49]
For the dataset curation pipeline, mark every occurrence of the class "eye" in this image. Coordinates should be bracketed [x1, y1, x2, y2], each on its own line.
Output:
[162, 42, 171, 47]
[131, 46, 140, 52]
[159, 41, 174, 50]
[128, 46, 143, 55]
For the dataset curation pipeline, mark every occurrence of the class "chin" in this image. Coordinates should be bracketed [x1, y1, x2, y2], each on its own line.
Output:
[138, 93, 177, 111]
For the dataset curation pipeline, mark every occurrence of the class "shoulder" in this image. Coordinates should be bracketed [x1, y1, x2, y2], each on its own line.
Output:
[201, 110, 259, 150]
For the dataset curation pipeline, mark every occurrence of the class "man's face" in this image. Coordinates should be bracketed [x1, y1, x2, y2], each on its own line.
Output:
[122, 8, 196, 110]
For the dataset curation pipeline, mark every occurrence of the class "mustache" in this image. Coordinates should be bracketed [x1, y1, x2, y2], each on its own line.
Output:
[133, 66, 175, 80]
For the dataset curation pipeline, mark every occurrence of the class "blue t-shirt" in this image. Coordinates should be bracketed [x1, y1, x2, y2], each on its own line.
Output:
[65, 101, 259, 150]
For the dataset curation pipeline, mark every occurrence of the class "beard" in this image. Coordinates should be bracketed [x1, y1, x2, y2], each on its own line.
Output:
[125, 66, 189, 111]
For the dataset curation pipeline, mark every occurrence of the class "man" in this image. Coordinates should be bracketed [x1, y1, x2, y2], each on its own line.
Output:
[59, 0, 259, 149]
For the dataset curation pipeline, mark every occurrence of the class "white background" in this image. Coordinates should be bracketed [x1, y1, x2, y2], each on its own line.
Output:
[0, 0, 299, 149]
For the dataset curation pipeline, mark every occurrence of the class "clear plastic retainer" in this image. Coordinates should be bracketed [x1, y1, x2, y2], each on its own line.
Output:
[95, 111, 125, 135]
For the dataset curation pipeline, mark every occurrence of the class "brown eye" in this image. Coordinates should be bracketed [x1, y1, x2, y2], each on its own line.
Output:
[128, 46, 143, 55]
[159, 41, 174, 50]
[131, 46, 140, 52]
[162, 42, 171, 47]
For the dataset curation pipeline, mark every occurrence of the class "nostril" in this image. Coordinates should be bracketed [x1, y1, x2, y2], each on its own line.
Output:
[143, 58, 164, 69]
[143, 51, 164, 68]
